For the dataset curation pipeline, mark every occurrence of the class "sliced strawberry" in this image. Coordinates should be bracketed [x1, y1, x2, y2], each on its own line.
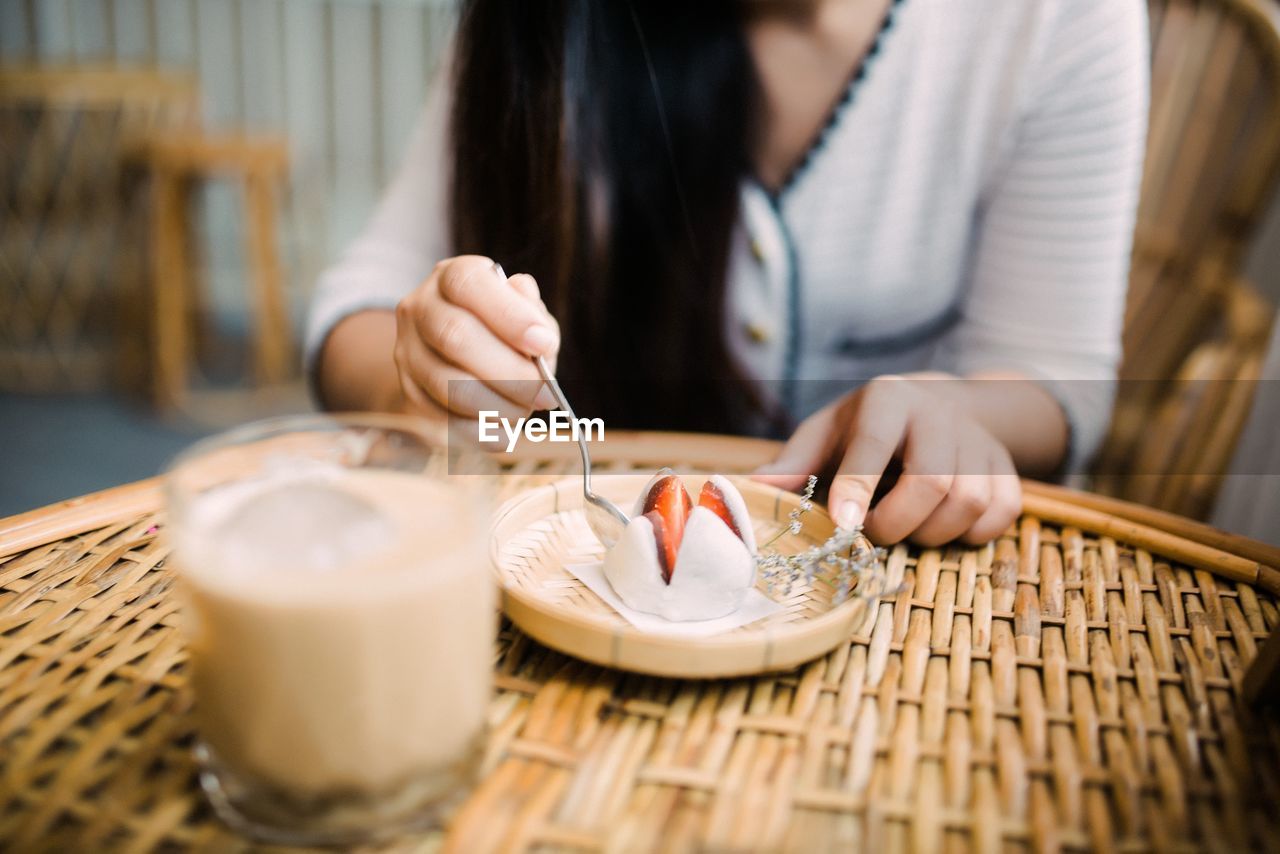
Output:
[641, 475, 692, 583]
[697, 480, 744, 542]
[643, 510, 676, 584]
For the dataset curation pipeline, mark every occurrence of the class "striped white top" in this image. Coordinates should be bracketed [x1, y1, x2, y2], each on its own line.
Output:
[307, 0, 1149, 469]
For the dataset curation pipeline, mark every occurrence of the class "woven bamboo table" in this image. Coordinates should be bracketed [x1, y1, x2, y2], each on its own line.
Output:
[1, 431, 1278, 852]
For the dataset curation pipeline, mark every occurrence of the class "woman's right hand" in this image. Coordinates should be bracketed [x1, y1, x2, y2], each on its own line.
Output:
[392, 255, 560, 425]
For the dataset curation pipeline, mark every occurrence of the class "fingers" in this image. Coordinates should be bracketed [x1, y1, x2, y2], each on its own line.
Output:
[910, 473, 990, 546]
[964, 451, 1023, 544]
[394, 335, 534, 422]
[402, 297, 554, 411]
[392, 256, 566, 427]
[861, 404, 957, 543]
[827, 380, 912, 531]
[436, 256, 559, 357]
[895, 435, 1022, 547]
[910, 424, 992, 546]
[751, 401, 842, 491]
[505, 272, 558, 373]
[765, 375, 1024, 546]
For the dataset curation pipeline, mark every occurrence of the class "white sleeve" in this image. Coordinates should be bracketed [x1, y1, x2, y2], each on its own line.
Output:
[932, 0, 1149, 471]
[303, 72, 453, 379]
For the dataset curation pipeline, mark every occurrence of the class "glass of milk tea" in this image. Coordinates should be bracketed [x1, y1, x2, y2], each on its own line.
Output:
[164, 414, 496, 845]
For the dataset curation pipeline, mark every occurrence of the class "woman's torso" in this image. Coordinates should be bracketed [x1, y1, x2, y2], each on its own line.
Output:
[726, 0, 1056, 416]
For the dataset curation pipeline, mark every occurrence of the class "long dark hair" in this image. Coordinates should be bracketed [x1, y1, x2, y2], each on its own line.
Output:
[450, 0, 764, 432]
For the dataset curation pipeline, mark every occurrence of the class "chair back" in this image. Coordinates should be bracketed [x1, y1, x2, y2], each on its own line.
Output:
[0, 67, 197, 393]
[1095, 0, 1280, 514]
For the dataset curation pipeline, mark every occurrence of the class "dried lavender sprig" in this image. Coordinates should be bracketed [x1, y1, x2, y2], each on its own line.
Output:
[755, 475, 890, 604]
[759, 475, 818, 551]
[759, 527, 884, 601]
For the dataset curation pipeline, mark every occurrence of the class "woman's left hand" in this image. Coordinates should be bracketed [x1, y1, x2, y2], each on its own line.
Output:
[753, 375, 1022, 546]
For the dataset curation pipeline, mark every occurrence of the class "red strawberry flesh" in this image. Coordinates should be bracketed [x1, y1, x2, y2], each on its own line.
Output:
[697, 480, 744, 541]
[643, 511, 675, 583]
[641, 475, 691, 584]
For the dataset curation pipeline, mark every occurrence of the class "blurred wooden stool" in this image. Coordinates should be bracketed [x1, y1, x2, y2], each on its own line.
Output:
[131, 133, 292, 408]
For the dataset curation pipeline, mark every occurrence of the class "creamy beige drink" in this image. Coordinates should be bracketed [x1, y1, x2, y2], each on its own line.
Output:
[167, 439, 494, 843]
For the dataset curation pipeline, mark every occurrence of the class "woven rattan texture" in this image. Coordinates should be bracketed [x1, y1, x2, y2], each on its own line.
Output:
[1, 463, 1278, 852]
[0, 71, 198, 393]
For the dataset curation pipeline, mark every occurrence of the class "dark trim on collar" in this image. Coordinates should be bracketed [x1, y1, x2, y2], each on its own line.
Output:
[762, 0, 907, 203]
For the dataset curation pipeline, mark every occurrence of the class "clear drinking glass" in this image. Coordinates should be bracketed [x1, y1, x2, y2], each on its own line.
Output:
[165, 414, 495, 845]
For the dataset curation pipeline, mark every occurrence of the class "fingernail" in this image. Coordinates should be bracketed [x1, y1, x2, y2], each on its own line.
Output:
[832, 500, 863, 531]
[522, 324, 557, 355]
[534, 386, 557, 410]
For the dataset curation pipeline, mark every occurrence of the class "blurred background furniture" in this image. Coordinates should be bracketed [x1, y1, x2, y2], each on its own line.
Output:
[0, 67, 197, 394]
[1094, 0, 1280, 520]
[0, 67, 295, 409]
[131, 131, 292, 407]
[1211, 317, 1280, 545]
[0, 1, 456, 514]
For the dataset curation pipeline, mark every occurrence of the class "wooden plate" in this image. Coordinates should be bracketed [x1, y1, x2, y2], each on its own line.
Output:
[489, 474, 877, 678]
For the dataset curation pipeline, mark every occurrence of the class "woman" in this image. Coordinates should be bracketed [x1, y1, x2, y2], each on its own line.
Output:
[308, 0, 1148, 546]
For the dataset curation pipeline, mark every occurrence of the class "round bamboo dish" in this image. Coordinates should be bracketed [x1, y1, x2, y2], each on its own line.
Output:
[490, 474, 879, 678]
[0, 430, 1277, 852]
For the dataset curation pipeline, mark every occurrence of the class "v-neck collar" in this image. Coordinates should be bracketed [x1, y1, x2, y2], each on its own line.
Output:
[759, 0, 907, 204]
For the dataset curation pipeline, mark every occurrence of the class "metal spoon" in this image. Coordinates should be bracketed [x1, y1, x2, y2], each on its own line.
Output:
[533, 356, 631, 547]
[493, 263, 631, 547]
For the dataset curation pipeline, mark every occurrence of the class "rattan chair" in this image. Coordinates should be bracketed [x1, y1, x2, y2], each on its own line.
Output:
[0, 67, 198, 394]
[1094, 0, 1280, 517]
[0, 67, 295, 409]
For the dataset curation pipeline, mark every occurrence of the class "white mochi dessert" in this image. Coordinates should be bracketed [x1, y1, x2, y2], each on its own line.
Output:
[602, 470, 757, 622]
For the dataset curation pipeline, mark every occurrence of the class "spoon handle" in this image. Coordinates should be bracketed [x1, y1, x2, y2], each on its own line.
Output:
[491, 262, 599, 498]
[532, 355, 596, 497]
